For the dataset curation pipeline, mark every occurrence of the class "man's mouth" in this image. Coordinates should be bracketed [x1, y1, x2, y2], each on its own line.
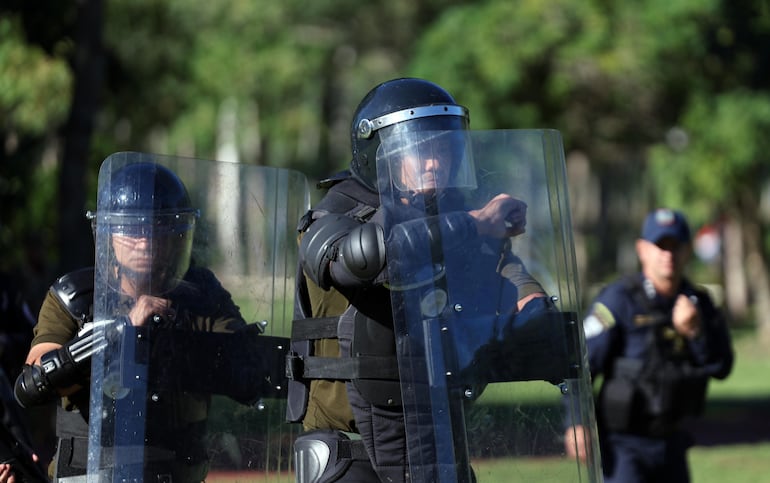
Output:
[420, 173, 438, 188]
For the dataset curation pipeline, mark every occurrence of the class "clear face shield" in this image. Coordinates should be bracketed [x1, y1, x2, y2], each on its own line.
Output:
[377, 128, 477, 194]
[87, 209, 198, 296]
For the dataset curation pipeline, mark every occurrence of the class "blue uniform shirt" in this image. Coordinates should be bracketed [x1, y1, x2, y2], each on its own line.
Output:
[583, 273, 733, 383]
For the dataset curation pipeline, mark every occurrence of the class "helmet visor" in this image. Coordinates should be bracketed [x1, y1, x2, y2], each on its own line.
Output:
[87, 210, 198, 237]
[377, 128, 476, 193]
[88, 209, 198, 295]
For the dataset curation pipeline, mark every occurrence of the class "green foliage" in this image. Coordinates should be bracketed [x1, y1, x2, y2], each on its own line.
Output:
[99, 0, 344, 169]
[648, 91, 770, 222]
[0, 17, 72, 135]
[409, 1, 605, 130]
[3, 0, 770, 322]
[0, 157, 59, 272]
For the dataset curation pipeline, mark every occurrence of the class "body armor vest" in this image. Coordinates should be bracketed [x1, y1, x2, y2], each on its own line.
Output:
[286, 173, 401, 425]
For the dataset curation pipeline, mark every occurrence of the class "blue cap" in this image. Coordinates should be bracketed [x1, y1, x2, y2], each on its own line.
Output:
[641, 209, 691, 244]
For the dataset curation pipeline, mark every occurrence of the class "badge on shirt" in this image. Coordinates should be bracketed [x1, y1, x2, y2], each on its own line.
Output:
[633, 314, 659, 327]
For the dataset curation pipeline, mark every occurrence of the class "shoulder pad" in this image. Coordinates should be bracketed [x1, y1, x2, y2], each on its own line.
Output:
[51, 267, 94, 323]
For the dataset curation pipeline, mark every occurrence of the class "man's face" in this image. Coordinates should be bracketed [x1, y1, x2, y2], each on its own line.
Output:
[111, 228, 189, 278]
[396, 134, 467, 193]
[398, 154, 452, 193]
[112, 233, 156, 275]
[380, 129, 475, 194]
[637, 236, 691, 282]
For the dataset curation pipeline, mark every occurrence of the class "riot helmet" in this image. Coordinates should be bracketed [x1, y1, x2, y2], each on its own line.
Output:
[87, 161, 199, 296]
[351, 78, 473, 193]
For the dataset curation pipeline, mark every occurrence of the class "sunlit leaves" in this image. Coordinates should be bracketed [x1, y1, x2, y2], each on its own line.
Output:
[649, 91, 770, 221]
[0, 17, 72, 135]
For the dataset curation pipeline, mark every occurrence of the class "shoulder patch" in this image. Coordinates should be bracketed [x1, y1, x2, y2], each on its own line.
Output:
[583, 302, 615, 339]
[583, 315, 604, 339]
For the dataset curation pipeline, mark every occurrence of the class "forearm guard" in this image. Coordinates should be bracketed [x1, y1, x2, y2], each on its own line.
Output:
[389, 211, 476, 263]
[15, 320, 115, 408]
[384, 212, 476, 288]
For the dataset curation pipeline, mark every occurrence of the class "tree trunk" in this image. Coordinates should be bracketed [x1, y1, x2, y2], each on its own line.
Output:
[722, 216, 748, 320]
[58, 0, 104, 275]
[743, 214, 770, 348]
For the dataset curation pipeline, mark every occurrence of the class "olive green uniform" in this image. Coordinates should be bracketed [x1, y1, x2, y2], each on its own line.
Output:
[32, 266, 245, 481]
[301, 282, 355, 432]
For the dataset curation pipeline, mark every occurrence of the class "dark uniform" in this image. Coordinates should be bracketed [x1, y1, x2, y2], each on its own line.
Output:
[32, 265, 244, 481]
[0, 272, 36, 380]
[0, 272, 46, 479]
[581, 210, 734, 483]
[287, 78, 548, 483]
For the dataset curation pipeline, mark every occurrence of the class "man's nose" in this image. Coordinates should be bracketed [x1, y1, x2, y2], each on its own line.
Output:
[133, 236, 151, 248]
[424, 157, 439, 172]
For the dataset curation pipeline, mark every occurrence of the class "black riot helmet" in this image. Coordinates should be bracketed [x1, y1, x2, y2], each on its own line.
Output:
[87, 161, 199, 295]
[350, 78, 471, 192]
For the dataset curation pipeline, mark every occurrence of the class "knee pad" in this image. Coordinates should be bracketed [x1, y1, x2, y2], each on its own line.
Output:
[294, 429, 365, 483]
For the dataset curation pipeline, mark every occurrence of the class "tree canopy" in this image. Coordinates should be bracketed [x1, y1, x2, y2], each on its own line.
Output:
[2, 0, 769, 339]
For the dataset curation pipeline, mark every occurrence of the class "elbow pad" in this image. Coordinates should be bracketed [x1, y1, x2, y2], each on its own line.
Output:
[51, 267, 95, 323]
[339, 222, 386, 282]
[300, 215, 361, 289]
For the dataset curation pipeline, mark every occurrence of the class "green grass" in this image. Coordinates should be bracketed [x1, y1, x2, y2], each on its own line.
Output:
[707, 329, 770, 399]
[229, 288, 294, 337]
[471, 457, 591, 482]
[457, 330, 770, 483]
[690, 444, 770, 483]
[686, 329, 770, 483]
[204, 328, 769, 482]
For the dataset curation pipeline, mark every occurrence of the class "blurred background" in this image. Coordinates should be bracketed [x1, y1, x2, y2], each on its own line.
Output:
[1, 0, 769, 480]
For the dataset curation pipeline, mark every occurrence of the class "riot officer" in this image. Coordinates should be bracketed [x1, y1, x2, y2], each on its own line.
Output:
[14, 162, 250, 482]
[287, 78, 551, 483]
[565, 208, 734, 483]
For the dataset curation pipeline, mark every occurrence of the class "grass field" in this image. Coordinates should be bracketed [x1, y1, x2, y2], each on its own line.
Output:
[471, 329, 770, 482]
[202, 328, 770, 482]
[470, 329, 770, 482]
[690, 444, 770, 483]
[687, 329, 770, 483]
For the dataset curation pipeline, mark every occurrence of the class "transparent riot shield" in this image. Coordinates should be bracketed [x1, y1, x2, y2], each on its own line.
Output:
[376, 130, 600, 482]
[87, 152, 309, 481]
